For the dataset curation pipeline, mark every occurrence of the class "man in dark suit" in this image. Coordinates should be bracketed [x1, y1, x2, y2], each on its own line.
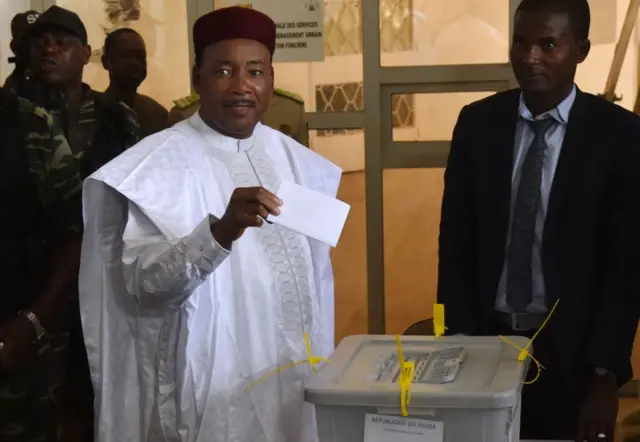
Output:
[437, 0, 640, 440]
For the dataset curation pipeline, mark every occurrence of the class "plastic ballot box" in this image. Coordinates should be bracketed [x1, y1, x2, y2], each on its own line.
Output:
[305, 335, 531, 442]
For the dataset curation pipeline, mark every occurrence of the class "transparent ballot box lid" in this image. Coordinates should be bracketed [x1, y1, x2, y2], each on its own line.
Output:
[305, 335, 531, 410]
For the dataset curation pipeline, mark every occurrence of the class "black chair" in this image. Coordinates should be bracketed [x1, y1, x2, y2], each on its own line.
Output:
[403, 318, 434, 336]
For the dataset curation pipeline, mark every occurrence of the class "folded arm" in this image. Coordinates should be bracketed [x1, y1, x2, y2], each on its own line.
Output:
[586, 119, 640, 385]
[437, 105, 478, 335]
[122, 214, 230, 310]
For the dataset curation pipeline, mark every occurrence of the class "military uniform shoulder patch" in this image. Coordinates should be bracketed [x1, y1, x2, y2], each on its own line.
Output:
[274, 88, 304, 104]
[173, 93, 200, 109]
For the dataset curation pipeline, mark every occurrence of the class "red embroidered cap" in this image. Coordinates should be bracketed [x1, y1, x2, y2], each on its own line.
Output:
[193, 6, 276, 56]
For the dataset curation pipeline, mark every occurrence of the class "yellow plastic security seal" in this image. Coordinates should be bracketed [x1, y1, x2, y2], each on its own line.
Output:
[395, 335, 414, 417]
[499, 299, 560, 385]
[244, 332, 328, 391]
[433, 303, 447, 337]
[304, 332, 327, 374]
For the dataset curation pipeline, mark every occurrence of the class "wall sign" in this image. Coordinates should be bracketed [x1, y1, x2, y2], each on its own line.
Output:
[225, 0, 325, 62]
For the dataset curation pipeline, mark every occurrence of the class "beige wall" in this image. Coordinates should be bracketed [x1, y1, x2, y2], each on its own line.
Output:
[0, 0, 32, 84]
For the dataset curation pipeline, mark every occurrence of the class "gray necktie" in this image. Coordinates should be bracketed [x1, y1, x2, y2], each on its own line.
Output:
[506, 118, 554, 312]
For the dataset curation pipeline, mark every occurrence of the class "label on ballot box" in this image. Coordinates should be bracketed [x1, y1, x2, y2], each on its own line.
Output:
[364, 413, 443, 442]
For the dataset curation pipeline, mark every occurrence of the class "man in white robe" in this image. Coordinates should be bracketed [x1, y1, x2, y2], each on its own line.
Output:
[78, 6, 342, 442]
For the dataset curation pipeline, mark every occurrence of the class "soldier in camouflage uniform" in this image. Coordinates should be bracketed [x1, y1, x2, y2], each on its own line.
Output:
[0, 86, 82, 442]
[17, 6, 140, 440]
[21, 6, 140, 174]
[169, 87, 310, 146]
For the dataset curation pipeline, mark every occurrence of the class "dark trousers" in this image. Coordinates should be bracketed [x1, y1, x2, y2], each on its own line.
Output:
[490, 319, 588, 440]
[61, 298, 94, 442]
[0, 330, 69, 442]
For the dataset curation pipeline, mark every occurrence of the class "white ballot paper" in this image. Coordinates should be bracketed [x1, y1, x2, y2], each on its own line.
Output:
[363, 413, 444, 442]
[266, 180, 350, 247]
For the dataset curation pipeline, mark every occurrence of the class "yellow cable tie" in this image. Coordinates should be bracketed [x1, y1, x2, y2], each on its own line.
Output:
[395, 335, 414, 416]
[244, 332, 328, 392]
[499, 299, 560, 385]
[433, 303, 448, 337]
[399, 361, 415, 416]
[244, 360, 307, 391]
[304, 332, 329, 374]
[498, 335, 544, 384]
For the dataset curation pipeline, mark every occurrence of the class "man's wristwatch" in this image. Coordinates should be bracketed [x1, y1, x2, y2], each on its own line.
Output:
[18, 310, 46, 341]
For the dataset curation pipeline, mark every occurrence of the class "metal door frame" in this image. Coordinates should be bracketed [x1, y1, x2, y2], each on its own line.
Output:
[189, 0, 521, 333]
[362, 0, 520, 333]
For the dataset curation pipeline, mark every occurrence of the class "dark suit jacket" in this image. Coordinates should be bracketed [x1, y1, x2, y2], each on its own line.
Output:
[437, 88, 640, 385]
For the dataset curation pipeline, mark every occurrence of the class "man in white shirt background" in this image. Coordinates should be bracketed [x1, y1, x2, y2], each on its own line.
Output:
[79, 6, 342, 442]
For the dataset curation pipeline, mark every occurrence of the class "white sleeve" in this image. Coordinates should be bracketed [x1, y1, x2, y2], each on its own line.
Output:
[122, 214, 230, 310]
